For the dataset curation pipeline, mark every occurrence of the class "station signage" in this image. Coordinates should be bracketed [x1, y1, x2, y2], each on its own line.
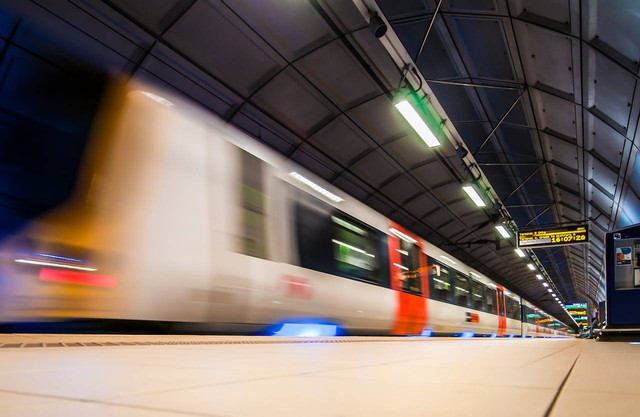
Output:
[565, 303, 589, 326]
[517, 225, 589, 249]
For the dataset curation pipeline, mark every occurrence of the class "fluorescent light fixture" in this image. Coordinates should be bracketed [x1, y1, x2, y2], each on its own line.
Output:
[462, 185, 486, 207]
[469, 271, 481, 279]
[395, 249, 409, 256]
[543, 282, 549, 287]
[440, 255, 457, 264]
[394, 100, 440, 147]
[331, 239, 375, 257]
[393, 262, 409, 271]
[547, 288, 552, 293]
[515, 248, 526, 257]
[389, 228, 417, 244]
[15, 259, 97, 272]
[527, 263, 536, 271]
[551, 293, 556, 297]
[289, 172, 343, 202]
[495, 225, 510, 238]
[536, 274, 544, 280]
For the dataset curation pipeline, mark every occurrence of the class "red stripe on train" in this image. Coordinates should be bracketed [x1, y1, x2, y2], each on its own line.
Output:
[39, 268, 117, 288]
[389, 223, 427, 335]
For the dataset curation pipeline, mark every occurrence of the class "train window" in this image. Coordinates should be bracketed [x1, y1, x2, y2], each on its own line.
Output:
[507, 298, 520, 320]
[238, 149, 267, 259]
[454, 274, 470, 307]
[497, 289, 506, 317]
[471, 280, 485, 310]
[296, 202, 334, 275]
[524, 307, 538, 324]
[485, 286, 496, 314]
[331, 214, 384, 284]
[396, 240, 422, 295]
[429, 262, 452, 302]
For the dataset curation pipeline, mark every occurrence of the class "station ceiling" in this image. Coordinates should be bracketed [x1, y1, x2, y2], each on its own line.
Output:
[1, 0, 638, 321]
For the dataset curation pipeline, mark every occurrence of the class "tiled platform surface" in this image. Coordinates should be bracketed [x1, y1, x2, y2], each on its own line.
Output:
[0, 335, 637, 416]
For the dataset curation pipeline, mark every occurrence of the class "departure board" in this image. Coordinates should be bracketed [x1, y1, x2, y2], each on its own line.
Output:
[565, 303, 589, 327]
[517, 225, 589, 249]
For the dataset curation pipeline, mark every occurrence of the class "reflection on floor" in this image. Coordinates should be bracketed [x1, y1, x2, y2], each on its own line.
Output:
[0, 335, 636, 416]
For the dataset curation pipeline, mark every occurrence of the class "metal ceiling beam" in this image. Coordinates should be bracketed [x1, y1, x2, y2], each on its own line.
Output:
[505, 202, 554, 208]
[523, 204, 554, 227]
[479, 162, 541, 167]
[414, 0, 442, 62]
[472, 89, 526, 156]
[501, 165, 543, 203]
[425, 78, 522, 91]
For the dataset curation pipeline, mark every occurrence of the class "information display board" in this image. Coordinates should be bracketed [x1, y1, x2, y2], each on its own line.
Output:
[565, 303, 589, 327]
[517, 225, 589, 249]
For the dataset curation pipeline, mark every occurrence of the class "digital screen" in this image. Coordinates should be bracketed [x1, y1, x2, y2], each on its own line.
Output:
[517, 225, 589, 249]
[565, 303, 589, 326]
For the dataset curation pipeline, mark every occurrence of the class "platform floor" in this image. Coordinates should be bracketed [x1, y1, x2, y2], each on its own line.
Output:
[0, 335, 637, 416]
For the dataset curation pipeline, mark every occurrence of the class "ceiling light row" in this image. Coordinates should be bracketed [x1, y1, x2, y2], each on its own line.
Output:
[393, 92, 565, 320]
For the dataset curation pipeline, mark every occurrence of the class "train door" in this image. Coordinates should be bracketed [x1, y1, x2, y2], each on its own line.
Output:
[496, 287, 507, 336]
[520, 298, 524, 337]
[388, 224, 428, 335]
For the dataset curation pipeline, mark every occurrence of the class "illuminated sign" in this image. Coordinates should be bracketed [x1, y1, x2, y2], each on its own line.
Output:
[517, 225, 589, 249]
[564, 303, 588, 326]
[538, 318, 553, 323]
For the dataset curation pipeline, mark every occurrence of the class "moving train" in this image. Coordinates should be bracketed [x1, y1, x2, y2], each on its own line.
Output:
[0, 80, 570, 337]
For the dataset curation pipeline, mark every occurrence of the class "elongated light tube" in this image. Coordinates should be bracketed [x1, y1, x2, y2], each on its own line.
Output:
[331, 239, 375, 257]
[495, 225, 510, 238]
[440, 255, 457, 264]
[394, 263, 409, 271]
[515, 248, 525, 257]
[289, 172, 343, 202]
[462, 186, 486, 207]
[527, 263, 536, 271]
[536, 274, 544, 280]
[136, 91, 174, 107]
[15, 259, 97, 272]
[389, 228, 417, 244]
[394, 100, 440, 147]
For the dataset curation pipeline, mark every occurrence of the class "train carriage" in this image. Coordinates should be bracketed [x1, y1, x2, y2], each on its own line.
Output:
[0, 81, 571, 337]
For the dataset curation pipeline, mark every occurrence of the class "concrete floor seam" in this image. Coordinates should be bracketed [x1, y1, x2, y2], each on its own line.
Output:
[0, 388, 225, 417]
[543, 349, 583, 417]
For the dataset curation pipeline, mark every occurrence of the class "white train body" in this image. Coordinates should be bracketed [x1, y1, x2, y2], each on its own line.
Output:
[0, 83, 570, 337]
